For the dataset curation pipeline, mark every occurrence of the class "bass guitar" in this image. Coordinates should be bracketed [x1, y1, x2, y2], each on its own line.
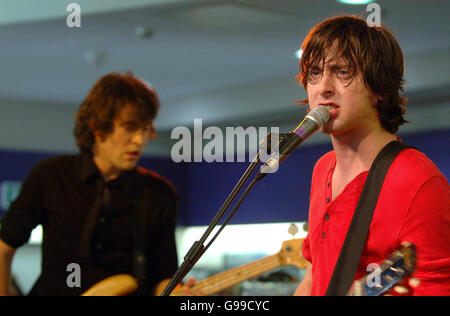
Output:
[157, 238, 308, 296]
[82, 238, 307, 296]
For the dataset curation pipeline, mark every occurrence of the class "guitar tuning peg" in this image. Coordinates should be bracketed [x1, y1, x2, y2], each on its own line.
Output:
[393, 285, 409, 295]
[303, 222, 309, 233]
[288, 223, 299, 237]
[409, 277, 420, 288]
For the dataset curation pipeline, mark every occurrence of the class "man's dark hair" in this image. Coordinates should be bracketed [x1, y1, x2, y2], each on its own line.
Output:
[74, 72, 159, 153]
[297, 15, 408, 134]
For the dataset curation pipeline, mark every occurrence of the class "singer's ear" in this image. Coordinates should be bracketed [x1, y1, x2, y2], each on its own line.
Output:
[89, 118, 97, 136]
[374, 94, 386, 108]
[149, 123, 157, 140]
[368, 89, 385, 109]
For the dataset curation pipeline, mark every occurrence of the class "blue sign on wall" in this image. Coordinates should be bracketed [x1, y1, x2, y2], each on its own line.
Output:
[0, 181, 21, 211]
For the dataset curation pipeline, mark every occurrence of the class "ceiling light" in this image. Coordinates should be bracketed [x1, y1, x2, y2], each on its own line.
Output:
[84, 50, 106, 66]
[337, 0, 373, 5]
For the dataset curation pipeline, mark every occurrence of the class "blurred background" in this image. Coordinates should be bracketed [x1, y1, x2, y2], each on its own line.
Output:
[0, 0, 449, 295]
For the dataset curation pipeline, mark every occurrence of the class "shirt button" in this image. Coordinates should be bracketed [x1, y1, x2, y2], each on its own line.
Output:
[322, 232, 326, 238]
[326, 197, 330, 203]
[324, 214, 330, 221]
[327, 182, 330, 187]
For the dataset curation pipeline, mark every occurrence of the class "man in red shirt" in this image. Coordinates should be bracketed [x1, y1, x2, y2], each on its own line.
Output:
[293, 16, 450, 296]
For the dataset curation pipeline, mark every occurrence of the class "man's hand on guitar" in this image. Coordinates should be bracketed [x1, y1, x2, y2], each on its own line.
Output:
[180, 277, 204, 296]
[156, 277, 205, 296]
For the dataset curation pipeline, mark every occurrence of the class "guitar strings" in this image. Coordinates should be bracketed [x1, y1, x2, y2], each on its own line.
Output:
[172, 254, 281, 295]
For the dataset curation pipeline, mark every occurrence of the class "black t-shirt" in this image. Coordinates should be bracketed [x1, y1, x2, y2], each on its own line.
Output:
[0, 153, 178, 296]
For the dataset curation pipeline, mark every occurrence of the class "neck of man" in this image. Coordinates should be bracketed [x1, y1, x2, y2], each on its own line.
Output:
[91, 147, 123, 182]
[330, 124, 397, 173]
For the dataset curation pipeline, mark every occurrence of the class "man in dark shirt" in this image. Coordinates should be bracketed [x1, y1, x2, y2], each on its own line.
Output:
[0, 72, 178, 296]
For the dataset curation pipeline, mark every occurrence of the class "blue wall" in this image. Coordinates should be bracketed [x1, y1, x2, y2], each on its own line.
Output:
[182, 143, 331, 226]
[0, 128, 449, 226]
[180, 128, 450, 226]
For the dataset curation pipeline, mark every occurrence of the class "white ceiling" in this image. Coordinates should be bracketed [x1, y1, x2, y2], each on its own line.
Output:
[0, 0, 449, 155]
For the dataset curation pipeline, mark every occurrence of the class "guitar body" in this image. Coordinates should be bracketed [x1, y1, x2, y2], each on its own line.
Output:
[350, 242, 417, 296]
[155, 279, 184, 296]
[81, 274, 138, 296]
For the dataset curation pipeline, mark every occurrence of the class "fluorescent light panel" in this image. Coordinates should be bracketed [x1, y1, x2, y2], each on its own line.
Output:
[337, 0, 373, 5]
[175, 222, 307, 269]
[29, 222, 308, 271]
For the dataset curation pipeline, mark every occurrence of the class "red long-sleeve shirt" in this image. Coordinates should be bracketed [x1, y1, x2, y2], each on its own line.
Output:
[302, 148, 450, 296]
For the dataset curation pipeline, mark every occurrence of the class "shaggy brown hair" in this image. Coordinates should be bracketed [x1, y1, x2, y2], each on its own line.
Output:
[74, 72, 159, 153]
[296, 15, 408, 134]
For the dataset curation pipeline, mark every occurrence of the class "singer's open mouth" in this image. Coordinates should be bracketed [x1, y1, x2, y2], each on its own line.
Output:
[125, 151, 141, 160]
[319, 103, 339, 119]
[319, 102, 339, 110]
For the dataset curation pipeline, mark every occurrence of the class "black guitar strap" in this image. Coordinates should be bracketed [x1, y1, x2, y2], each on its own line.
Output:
[325, 140, 414, 296]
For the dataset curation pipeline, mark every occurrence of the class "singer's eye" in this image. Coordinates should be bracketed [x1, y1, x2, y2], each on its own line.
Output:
[121, 122, 140, 132]
[335, 68, 353, 81]
[308, 68, 322, 84]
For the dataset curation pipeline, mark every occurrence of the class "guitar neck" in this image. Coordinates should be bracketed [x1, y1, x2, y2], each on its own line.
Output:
[171, 253, 282, 296]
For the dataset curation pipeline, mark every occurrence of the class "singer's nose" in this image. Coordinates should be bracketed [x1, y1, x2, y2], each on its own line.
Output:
[131, 129, 148, 146]
[318, 71, 335, 97]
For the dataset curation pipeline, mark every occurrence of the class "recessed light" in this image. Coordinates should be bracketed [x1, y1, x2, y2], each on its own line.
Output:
[84, 50, 106, 66]
[135, 26, 154, 38]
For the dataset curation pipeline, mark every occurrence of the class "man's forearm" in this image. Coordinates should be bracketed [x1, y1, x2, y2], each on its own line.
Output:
[0, 256, 13, 296]
[0, 239, 16, 296]
[294, 264, 312, 296]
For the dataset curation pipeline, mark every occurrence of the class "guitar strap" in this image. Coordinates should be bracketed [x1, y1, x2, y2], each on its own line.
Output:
[325, 140, 414, 296]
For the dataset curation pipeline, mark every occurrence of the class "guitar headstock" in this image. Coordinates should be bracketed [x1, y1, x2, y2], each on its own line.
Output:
[352, 242, 417, 296]
[278, 238, 309, 269]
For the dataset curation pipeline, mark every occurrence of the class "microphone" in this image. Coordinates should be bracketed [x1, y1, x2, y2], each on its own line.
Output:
[257, 106, 330, 180]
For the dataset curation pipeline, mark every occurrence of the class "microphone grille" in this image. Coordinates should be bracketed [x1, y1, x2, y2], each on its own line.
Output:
[307, 106, 330, 127]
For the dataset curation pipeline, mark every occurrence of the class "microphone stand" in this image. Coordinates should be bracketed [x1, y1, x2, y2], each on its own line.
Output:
[160, 132, 283, 296]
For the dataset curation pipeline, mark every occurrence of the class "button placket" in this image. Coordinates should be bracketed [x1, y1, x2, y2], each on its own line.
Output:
[320, 163, 334, 242]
